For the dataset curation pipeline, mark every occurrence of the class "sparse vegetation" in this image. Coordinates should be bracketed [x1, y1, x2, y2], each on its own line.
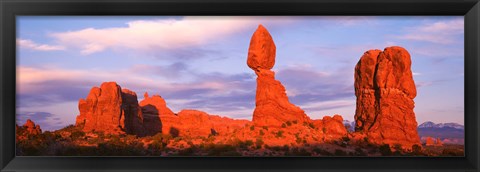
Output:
[16, 123, 464, 157]
[275, 130, 284, 138]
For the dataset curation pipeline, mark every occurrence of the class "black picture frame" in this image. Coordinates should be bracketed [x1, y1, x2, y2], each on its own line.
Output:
[1, 0, 479, 171]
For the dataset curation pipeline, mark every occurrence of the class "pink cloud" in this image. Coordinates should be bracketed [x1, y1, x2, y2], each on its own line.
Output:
[395, 18, 463, 44]
[51, 17, 292, 55]
[17, 39, 65, 51]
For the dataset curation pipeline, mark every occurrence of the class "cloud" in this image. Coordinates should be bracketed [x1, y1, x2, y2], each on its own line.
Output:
[130, 62, 189, 79]
[17, 39, 65, 51]
[395, 18, 463, 44]
[51, 17, 288, 55]
[16, 111, 68, 131]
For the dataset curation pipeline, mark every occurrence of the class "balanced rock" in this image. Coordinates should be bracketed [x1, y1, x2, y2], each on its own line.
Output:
[354, 46, 421, 149]
[248, 25, 310, 127]
[75, 82, 144, 135]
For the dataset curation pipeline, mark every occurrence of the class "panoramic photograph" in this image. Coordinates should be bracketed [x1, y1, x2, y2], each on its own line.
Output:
[16, 16, 464, 156]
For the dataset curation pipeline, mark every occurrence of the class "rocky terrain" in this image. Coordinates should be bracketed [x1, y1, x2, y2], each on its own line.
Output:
[16, 25, 463, 156]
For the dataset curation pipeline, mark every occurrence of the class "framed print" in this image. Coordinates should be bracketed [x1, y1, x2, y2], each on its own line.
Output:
[1, 0, 479, 171]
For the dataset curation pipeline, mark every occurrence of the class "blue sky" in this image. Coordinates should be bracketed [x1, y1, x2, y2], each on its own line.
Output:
[16, 16, 464, 131]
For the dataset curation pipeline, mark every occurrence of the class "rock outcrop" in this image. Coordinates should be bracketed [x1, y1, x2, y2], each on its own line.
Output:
[248, 25, 310, 127]
[22, 119, 42, 135]
[425, 137, 435, 146]
[435, 138, 443, 146]
[354, 46, 421, 149]
[139, 93, 249, 137]
[426, 137, 444, 146]
[139, 93, 178, 136]
[319, 115, 348, 140]
[75, 82, 144, 135]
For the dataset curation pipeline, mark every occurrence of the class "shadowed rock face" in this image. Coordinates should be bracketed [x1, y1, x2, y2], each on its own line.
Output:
[354, 46, 420, 149]
[75, 82, 144, 135]
[139, 93, 176, 136]
[248, 25, 311, 127]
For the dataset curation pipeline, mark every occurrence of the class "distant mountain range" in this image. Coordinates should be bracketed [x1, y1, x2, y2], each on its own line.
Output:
[417, 121, 464, 145]
[418, 121, 464, 130]
[342, 120, 464, 145]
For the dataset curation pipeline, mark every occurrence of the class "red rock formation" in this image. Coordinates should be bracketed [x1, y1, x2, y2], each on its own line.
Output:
[425, 137, 435, 146]
[22, 119, 42, 135]
[435, 138, 443, 146]
[121, 89, 145, 135]
[322, 115, 348, 139]
[178, 110, 250, 137]
[312, 115, 348, 141]
[75, 82, 144, 135]
[354, 46, 421, 149]
[139, 94, 249, 137]
[139, 93, 177, 136]
[248, 25, 310, 127]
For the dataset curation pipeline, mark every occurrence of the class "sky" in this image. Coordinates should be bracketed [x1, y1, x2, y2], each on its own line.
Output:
[16, 16, 465, 131]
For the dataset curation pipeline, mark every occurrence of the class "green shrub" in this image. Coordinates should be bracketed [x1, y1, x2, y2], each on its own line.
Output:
[334, 149, 347, 156]
[379, 144, 392, 156]
[411, 144, 423, 155]
[255, 138, 264, 148]
[354, 147, 367, 156]
[71, 130, 85, 140]
[286, 121, 292, 126]
[275, 130, 284, 138]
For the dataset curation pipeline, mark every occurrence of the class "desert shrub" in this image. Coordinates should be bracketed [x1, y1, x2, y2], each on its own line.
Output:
[292, 120, 298, 124]
[255, 138, 264, 148]
[207, 144, 240, 156]
[71, 130, 85, 140]
[245, 140, 254, 147]
[303, 122, 308, 126]
[334, 149, 347, 156]
[354, 147, 367, 156]
[379, 144, 392, 156]
[393, 144, 402, 151]
[289, 147, 311, 156]
[308, 123, 315, 129]
[442, 148, 464, 156]
[313, 147, 332, 156]
[281, 123, 287, 128]
[322, 127, 327, 133]
[411, 144, 423, 156]
[262, 126, 268, 130]
[178, 147, 194, 156]
[296, 137, 302, 144]
[259, 130, 265, 136]
[275, 130, 284, 138]
[250, 125, 255, 131]
[286, 121, 292, 126]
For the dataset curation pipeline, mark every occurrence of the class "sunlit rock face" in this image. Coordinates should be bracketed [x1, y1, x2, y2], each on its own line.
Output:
[23, 119, 42, 135]
[354, 46, 421, 149]
[248, 25, 311, 128]
[75, 82, 144, 135]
